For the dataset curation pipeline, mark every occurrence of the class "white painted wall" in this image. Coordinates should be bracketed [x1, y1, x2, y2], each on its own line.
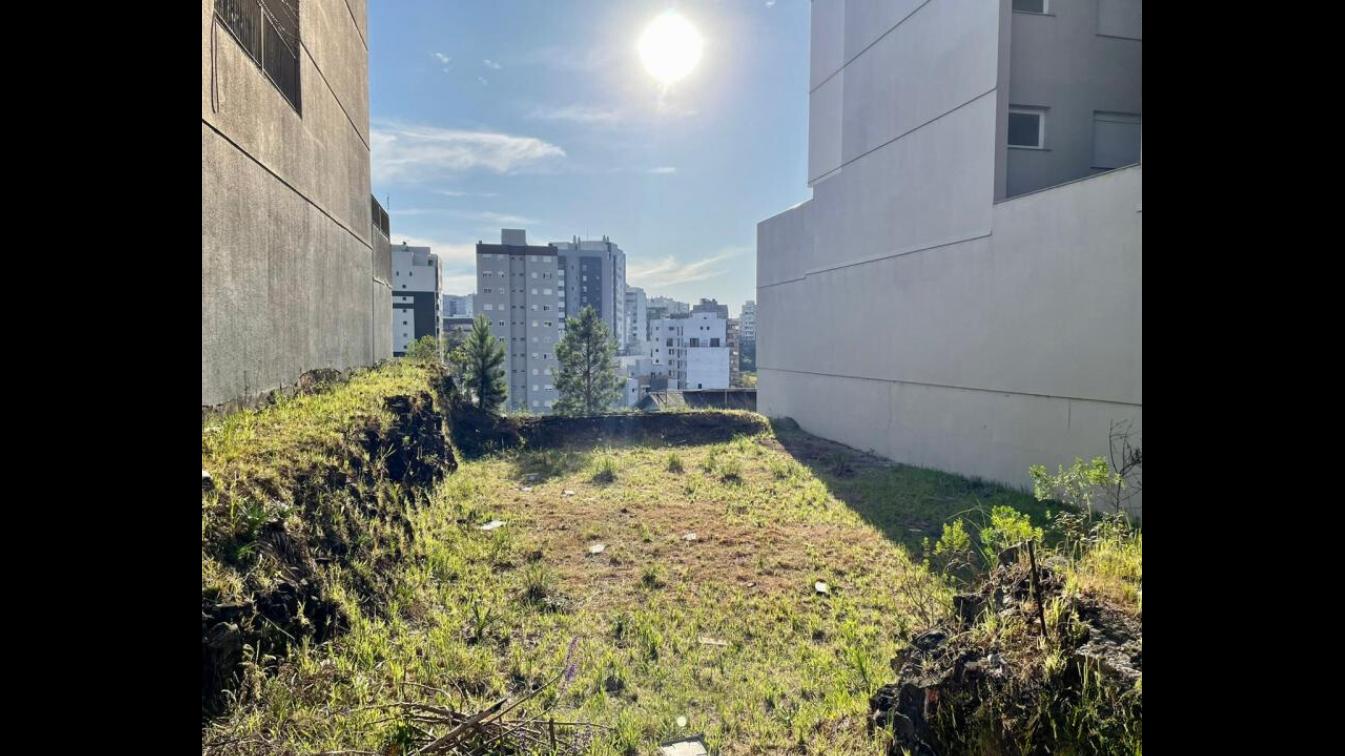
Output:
[758, 0, 1142, 517]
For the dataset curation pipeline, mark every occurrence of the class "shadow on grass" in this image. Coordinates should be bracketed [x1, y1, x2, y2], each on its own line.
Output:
[507, 448, 592, 484]
[767, 419, 1054, 557]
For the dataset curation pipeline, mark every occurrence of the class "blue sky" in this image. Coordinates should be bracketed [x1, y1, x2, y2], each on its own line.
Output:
[369, 0, 810, 314]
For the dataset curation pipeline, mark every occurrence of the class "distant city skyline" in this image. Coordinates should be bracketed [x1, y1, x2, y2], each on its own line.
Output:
[369, 0, 810, 314]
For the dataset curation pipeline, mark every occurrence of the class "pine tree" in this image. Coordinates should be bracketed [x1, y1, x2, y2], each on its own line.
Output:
[554, 305, 623, 415]
[453, 315, 507, 413]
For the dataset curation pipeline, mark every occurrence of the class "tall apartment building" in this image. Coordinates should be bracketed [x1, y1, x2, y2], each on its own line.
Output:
[442, 294, 474, 318]
[645, 306, 668, 339]
[651, 312, 731, 391]
[203, 0, 390, 406]
[739, 301, 757, 342]
[738, 300, 757, 372]
[392, 244, 443, 356]
[691, 298, 729, 320]
[727, 318, 742, 387]
[476, 230, 564, 413]
[553, 237, 627, 347]
[649, 296, 689, 315]
[624, 287, 648, 354]
[758, 0, 1142, 515]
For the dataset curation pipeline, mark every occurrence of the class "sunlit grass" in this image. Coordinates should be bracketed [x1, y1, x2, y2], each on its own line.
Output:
[205, 406, 1052, 754]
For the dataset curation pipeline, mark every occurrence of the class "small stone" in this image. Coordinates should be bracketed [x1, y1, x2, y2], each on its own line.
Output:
[563, 489, 576, 496]
[479, 520, 506, 531]
[588, 543, 607, 555]
[814, 581, 830, 595]
[202, 470, 215, 492]
[659, 736, 707, 756]
[682, 532, 698, 541]
[520, 486, 533, 493]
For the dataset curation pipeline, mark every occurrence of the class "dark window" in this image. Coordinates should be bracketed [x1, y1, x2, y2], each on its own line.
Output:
[1013, 0, 1046, 12]
[711, 338, 720, 347]
[1008, 109, 1044, 148]
[215, 0, 302, 113]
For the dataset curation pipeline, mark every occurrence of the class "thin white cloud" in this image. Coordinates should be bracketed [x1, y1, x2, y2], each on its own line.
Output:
[478, 76, 489, 86]
[648, 166, 677, 175]
[527, 104, 623, 125]
[435, 189, 499, 198]
[627, 248, 748, 289]
[456, 211, 539, 226]
[389, 234, 475, 266]
[766, 1, 777, 7]
[371, 122, 565, 184]
[482, 59, 502, 70]
[441, 273, 477, 294]
[433, 52, 451, 64]
[516, 45, 617, 73]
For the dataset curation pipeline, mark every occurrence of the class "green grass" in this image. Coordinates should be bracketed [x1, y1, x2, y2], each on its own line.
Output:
[201, 361, 435, 603]
[204, 412, 1069, 755]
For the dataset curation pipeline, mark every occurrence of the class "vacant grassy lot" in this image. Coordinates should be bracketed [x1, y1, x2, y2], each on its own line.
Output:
[205, 415, 1048, 754]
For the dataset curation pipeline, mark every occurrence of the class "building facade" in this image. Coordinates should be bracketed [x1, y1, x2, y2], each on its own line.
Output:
[392, 244, 443, 356]
[739, 300, 757, 342]
[758, 0, 1142, 515]
[623, 286, 648, 354]
[476, 230, 563, 413]
[442, 294, 474, 318]
[443, 316, 475, 341]
[553, 236, 627, 347]
[203, 0, 390, 406]
[649, 296, 690, 316]
[727, 317, 742, 387]
[651, 312, 731, 391]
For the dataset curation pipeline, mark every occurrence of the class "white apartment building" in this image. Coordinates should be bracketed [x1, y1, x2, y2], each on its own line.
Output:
[552, 236, 627, 347]
[739, 301, 757, 342]
[757, 0, 1142, 515]
[651, 312, 731, 390]
[475, 229, 563, 413]
[624, 286, 647, 354]
[649, 296, 689, 315]
[392, 244, 442, 357]
[617, 354, 659, 407]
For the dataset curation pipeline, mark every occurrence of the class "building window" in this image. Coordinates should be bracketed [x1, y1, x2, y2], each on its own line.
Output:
[1091, 111, 1142, 169]
[214, 0, 302, 114]
[711, 338, 720, 347]
[1007, 107, 1046, 148]
[1012, 0, 1047, 13]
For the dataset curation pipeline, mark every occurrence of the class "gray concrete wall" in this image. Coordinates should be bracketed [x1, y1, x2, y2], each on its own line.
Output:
[202, 0, 385, 406]
[758, 0, 1142, 516]
[1001, 0, 1142, 197]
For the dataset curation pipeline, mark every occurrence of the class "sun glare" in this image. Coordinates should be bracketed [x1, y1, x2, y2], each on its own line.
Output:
[638, 11, 704, 86]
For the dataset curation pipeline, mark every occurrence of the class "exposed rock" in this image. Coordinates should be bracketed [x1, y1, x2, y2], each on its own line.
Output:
[296, 367, 342, 395]
[870, 549, 1141, 755]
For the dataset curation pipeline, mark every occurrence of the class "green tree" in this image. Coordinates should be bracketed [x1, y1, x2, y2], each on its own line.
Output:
[454, 315, 507, 413]
[554, 305, 623, 415]
[404, 334, 443, 364]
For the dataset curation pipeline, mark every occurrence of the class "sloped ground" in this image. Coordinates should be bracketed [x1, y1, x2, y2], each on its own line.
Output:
[201, 362, 457, 719]
[204, 389, 1057, 754]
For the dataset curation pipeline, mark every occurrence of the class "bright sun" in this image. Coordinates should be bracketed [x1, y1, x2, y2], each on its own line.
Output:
[638, 11, 703, 86]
